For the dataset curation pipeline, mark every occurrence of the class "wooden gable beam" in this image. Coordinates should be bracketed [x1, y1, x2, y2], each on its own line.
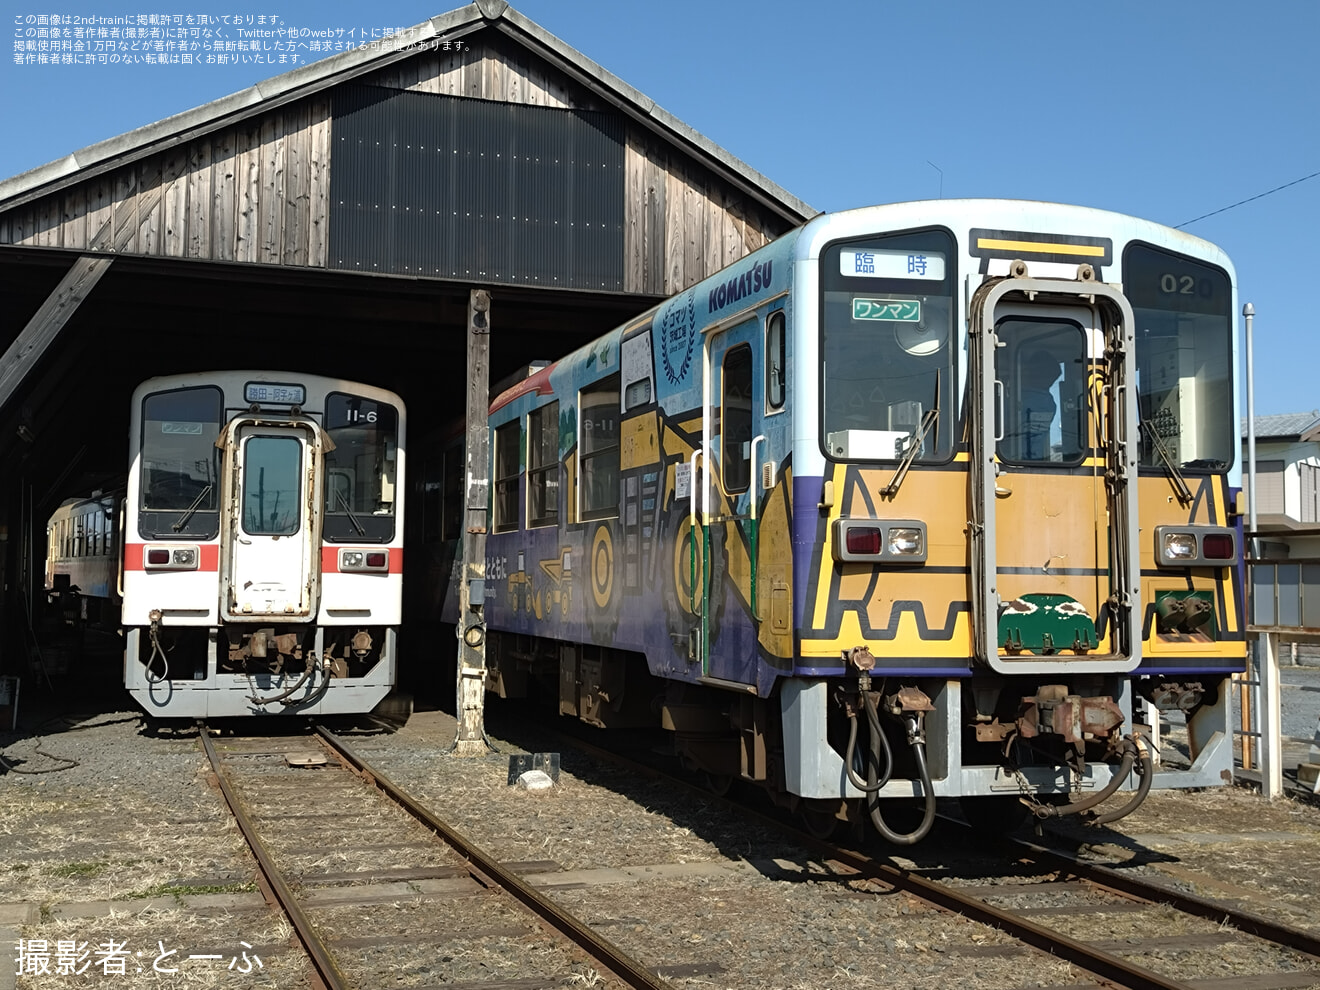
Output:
[0, 172, 162, 414]
[0, 254, 114, 415]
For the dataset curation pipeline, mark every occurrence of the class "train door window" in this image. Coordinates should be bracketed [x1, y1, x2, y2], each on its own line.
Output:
[493, 420, 521, 533]
[323, 393, 399, 543]
[441, 442, 463, 541]
[579, 374, 620, 521]
[241, 437, 302, 535]
[722, 345, 754, 493]
[766, 310, 786, 411]
[621, 327, 654, 411]
[527, 401, 559, 528]
[995, 321, 1087, 465]
[139, 386, 223, 539]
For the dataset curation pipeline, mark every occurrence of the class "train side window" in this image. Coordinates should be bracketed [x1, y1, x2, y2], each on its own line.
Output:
[766, 311, 786, 411]
[493, 420, 521, 533]
[579, 374, 620, 521]
[528, 401, 559, 528]
[441, 442, 463, 541]
[621, 327, 654, 411]
[420, 454, 443, 544]
[723, 344, 754, 493]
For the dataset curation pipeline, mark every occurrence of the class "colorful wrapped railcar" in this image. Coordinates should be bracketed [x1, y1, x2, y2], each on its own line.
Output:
[459, 200, 1243, 840]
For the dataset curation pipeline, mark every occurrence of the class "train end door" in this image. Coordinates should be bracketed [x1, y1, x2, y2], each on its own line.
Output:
[970, 267, 1141, 673]
[219, 418, 324, 620]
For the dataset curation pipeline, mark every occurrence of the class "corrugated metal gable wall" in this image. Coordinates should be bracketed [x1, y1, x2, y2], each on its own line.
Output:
[329, 84, 623, 289]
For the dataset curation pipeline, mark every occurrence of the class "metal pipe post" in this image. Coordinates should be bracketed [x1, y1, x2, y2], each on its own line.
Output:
[1244, 302, 1281, 797]
[1245, 302, 1256, 555]
[1260, 631, 1283, 798]
[1244, 301, 1258, 770]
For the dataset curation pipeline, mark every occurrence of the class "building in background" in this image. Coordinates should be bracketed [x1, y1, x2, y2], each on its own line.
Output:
[1244, 411, 1320, 665]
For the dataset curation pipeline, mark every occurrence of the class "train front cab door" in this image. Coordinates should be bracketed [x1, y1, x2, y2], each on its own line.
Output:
[220, 419, 324, 621]
[973, 275, 1140, 673]
[698, 316, 764, 683]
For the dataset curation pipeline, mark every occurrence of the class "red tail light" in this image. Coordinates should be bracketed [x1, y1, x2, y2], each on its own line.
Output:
[365, 551, 388, 569]
[146, 548, 170, 565]
[845, 527, 882, 556]
[1202, 534, 1235, 560]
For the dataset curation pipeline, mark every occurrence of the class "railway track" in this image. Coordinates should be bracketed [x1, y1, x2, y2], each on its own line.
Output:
[549, 725, 1320, 990]
[198, 721, 672, 990]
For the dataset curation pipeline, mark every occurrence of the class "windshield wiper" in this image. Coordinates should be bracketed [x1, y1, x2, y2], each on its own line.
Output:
[882, 371, 940, 500]
[334, 488, 367, 537]
[1140, 418, 1193, 506]
[172, 484, 213, 532]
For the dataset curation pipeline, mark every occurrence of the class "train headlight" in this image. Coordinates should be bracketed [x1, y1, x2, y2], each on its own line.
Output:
[1162, 533, 1197, 560]
[887, 528, 924, 556]
[339, 549, 390, 572]
[1155, 526, 1238, 567]
[832, 519, 927, 564]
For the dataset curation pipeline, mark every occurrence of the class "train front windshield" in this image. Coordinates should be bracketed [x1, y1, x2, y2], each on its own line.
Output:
[819, 229, 957, 461]
[138, 386, 223, 539]
[1124, 243, 1235, 471]
[323, 392, 400, 543]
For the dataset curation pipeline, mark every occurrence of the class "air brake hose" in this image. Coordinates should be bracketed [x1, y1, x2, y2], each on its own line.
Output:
[845, 690, 894, 794]
[247, 653, 323, 708]
[868, 712, 937, 845]
[1087, 734, 1155, 826]
[1029, 737, 1136, 818]
[144, 616, 170, 684]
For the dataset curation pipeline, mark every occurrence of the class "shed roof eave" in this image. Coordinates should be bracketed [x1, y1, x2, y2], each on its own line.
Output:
[0, 2, 815, 226]
[0, 4, 484, 209]
[493, 7, 816, 224]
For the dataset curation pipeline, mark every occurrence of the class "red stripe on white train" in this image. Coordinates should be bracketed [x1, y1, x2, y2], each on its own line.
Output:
[123, 544, 401, 574]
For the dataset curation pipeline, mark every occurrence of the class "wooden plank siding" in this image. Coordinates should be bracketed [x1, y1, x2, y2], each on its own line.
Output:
[186, 140, 212, 260]
[0, 31, 790, 290]
[0, 100, 331, 268]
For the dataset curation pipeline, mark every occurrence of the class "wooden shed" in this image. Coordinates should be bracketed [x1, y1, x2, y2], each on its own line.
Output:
[0, 0, 814, 673]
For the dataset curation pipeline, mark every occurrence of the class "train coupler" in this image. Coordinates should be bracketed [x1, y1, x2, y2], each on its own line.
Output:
[1017, 684, 1123, 745]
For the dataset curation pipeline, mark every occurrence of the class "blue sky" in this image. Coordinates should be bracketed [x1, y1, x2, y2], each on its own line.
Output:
[4, 0, 1318, 417]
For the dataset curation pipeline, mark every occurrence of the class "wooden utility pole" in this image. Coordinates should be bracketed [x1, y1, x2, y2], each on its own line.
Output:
[454, 288, 492, 756]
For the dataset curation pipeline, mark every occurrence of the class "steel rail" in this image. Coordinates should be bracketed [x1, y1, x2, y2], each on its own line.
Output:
[313, 724, 672, 990]
[1005, 835, 1320, 960]
[197, 722, 349, 990]
[817, 844, 1197, 990]
[549, 726, 1201, 990]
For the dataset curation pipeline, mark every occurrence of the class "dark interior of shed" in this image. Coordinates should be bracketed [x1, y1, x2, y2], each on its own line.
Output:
[0, 245, 658, 694]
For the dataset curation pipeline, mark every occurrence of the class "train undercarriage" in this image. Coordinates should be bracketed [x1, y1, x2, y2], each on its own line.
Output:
[124, 622, 396, 718]
[483, 631, 1233, 841]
